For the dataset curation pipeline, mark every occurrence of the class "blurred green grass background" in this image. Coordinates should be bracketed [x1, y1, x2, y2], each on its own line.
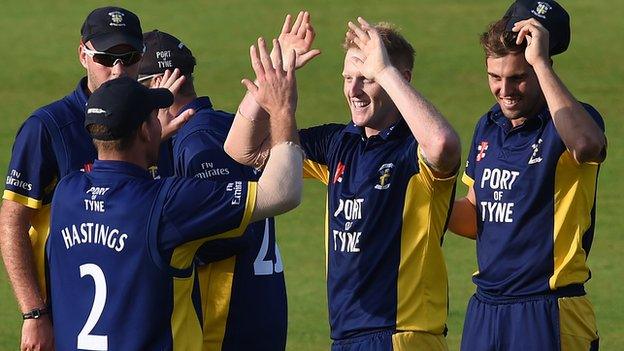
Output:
[0, 1, 622, 349]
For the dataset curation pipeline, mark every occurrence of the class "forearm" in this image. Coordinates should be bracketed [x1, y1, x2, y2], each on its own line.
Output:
[448, 197, 477, 239]
[224, 92, 272, 168]
[376, 67, 460, 175]
[251, 143, 304, 222]
[533, 62, 606, 163]
[268, 104, 299, 146]
[0, 201, 45, 312]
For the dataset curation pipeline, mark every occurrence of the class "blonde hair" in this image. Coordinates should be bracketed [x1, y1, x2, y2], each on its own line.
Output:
[343, 22, 415, 71]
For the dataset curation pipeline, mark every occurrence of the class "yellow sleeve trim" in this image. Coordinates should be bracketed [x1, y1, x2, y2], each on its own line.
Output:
[241, 181, 257, 229]
[2, 190, 42, 209]
[169, 182, 257, 270]
[416, 146, 458, 184]
[462, 173, 474, 187]
[563, 149, 604, 167]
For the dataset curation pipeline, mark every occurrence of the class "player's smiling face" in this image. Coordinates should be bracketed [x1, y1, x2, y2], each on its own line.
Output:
[342, 48, 396, 134]
[486, 52, 545, 126]
[80, 42, 141, 94]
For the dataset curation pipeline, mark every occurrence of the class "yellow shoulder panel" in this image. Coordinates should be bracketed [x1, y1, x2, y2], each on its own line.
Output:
[170, 182, 257, 270]
[416, 146, 458, 194]
[396, 172, 453, 334]
[197, 258, 236, 350]
[171, 267, 203, 351]
[549, 151, 599, 289]
[303, 159, 329, 185]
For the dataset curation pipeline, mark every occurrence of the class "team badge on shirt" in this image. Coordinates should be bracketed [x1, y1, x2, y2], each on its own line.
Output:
[374, 163, 394, 190]
[476, 141, 489, 162]
[528, 138, 544, 165]
[148, 166, 161, 179]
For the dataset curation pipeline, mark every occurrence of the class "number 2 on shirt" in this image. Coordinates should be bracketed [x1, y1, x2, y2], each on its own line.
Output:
[77, 263, 108, 351]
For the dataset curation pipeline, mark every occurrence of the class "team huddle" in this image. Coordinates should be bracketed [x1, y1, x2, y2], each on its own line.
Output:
[0, 1, 606, 351]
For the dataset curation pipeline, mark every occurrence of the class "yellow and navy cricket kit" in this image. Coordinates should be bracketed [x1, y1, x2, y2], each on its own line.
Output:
[172, 97, 287, 351]
[3, 77, 96, 297]
[461, 103, 604, 351]
[299, 120, 456, 347]
[46, 160, 256, 351]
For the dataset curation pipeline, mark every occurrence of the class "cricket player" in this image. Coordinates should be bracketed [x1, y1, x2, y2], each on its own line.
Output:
[226, 16, 460, 351]
[0, 7, 184, 350]
[47, 35, 303, 350]
[448, 1, 606, 350]
[138, 29, 292, 350]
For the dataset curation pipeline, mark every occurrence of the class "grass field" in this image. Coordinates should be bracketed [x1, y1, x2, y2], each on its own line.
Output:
[1, 1, 622, 350]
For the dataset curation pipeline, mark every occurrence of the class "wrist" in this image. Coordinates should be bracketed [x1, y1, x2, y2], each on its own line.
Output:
[271, 107, 296, 121]
[375, 65, 402, 86]
[22, 306, 49, 320]
[531, 59, 552, 75]
[270, 121, 297, 146]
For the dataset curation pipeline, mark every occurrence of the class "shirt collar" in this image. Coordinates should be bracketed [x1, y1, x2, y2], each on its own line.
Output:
[179, 96, 213, 114]
[344, 118, 409, 141]
[488, 104, 549, 133]
[92, 160, 152, 179]
[74, 77, 90, 110]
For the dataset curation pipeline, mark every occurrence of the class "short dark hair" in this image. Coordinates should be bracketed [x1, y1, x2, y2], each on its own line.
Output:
[343, 22, 415, 71]
[177, 74, 195, 97]
[480, 18, 527, 58]
[87, 124, 138, 152]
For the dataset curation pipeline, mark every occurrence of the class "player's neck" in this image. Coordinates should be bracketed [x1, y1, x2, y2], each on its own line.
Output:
[97, 150, 152, 171]
[363, 111, 401, 138]
[171, 93, 197, 116]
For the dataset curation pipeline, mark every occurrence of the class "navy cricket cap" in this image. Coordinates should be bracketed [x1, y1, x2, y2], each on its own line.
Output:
[138, 30, 196, 77]
[81, 7, 143, 52]
[85, 77, 173, 140]
[504, 0, 570, 55]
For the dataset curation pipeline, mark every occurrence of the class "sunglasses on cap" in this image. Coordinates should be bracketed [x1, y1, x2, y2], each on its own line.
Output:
[137, 73, 164, 83]
[81, 45, 144, 67]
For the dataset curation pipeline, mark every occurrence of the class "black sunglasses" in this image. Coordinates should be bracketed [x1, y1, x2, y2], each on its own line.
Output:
[82, 45, 143, 67]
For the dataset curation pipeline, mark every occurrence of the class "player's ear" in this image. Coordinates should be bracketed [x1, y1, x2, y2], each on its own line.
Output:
[78, 41, 88, 69]
[138, 121, 151, 143]
[402, 69, 412, 83]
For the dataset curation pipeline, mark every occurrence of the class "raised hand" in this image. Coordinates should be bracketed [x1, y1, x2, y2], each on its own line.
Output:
[271, 11, 321, 70]
[346, 17, 393, 80]
[154, 68, 195, 139]
[512, 18, 550, 67]
[242, 38, 297, 121]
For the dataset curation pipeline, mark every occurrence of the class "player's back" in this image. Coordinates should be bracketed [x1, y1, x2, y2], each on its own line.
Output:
[47, 161, 186, 350]
[172, 98, 287, 350]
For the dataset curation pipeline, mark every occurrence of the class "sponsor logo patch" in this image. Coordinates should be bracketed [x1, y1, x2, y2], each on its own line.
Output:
[476, 141, 489, 162]
[333, 161, 346, 184]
